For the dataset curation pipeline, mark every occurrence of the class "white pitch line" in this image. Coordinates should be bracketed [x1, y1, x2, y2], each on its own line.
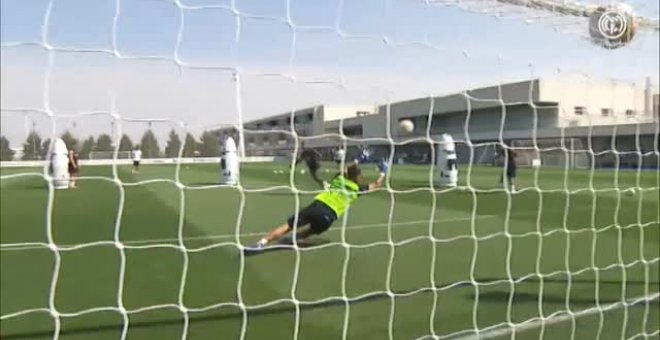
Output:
[455, 293, 660, 340]
[0, 214, 498, 251]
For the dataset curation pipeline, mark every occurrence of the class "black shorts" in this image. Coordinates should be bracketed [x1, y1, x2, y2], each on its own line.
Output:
[306, 160, 320, 173]
[133, 161, 140, 167]
[287, 200, 338, 234]
[506, 166, 517, 179]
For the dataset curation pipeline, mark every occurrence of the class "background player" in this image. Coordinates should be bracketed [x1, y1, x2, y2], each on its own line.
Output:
[354, 145, 371, 164]
[295, 141, 324, 187]
[246, 161, 389, 253]
[131, 146, 142, 174]
[499, 147, 517, 193]
[67, 149, 79, 189]
[334, 147, 346, 168]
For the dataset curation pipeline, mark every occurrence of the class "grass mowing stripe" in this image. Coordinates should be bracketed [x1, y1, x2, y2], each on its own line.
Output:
[0, 214, 496, 250]
[2, 206, 606, 250]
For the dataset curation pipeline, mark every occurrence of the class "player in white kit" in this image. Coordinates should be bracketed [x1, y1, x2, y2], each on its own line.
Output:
[132, 147, 142, 174]
[334, 148, 346, 168]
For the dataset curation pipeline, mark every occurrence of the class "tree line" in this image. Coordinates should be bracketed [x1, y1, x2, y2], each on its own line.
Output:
[0, 129, 223, 161]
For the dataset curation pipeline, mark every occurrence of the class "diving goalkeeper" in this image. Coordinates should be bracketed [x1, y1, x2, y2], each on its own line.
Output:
[245, 161, 389, 253]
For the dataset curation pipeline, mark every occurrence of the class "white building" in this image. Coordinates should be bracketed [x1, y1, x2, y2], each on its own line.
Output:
[219, 77, 658, 167]
[219, 105, 380, 156]
[325, 77, 656, 142]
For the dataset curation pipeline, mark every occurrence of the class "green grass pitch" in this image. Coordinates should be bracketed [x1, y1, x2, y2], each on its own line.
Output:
[1, 162, 658, 340]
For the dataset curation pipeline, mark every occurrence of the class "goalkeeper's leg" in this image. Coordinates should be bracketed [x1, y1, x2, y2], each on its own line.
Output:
[289, 203, 336, 242]
[250, 205, 313, 249]
[258, 223, 295, 246]
[277, 226, 316, 245]
[248, 201, 336, 252]
[294, 227, 315, 241]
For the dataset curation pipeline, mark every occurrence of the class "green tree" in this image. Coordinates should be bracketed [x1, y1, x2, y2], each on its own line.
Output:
[0, 136, 14, 161]
[22, 132, 43, 160]
[118, 134, 133, 151]
[95, 134, 114, 152]
[199, 130, 220, 157]
[60, 130, 79, 150]
[182, 133, 199, 157]
[140, 130, 161, 158]
[164, 129, 182, 158]
[79, 136, 96, 159]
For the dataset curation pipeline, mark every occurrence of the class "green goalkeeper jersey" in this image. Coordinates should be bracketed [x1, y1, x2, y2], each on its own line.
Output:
[314, 176, 365, 217]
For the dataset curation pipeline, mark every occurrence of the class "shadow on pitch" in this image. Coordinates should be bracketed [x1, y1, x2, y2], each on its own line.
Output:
[469, 276, 659, 306]
[476, 276, 659, 287]
[0, 183, 48, 190]
[473, 290, 659, 306]
[3, 277, 657, 339]
[2, 282, 470, 339]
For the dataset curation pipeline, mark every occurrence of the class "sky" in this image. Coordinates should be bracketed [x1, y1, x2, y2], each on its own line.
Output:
[1, 0, 659, 148]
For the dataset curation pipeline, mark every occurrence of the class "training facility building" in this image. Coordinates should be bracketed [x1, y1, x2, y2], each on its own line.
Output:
[219, 77, 659, 168]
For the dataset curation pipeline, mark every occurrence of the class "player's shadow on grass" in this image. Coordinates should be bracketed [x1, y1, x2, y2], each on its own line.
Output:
[3, 276, 657, 339]
[469, 291, 659, 307]
[477, 276, 658, 287]
[472, 291, 652, 306]
[469, 276, 659, 306]
[2, 183, 49, 190]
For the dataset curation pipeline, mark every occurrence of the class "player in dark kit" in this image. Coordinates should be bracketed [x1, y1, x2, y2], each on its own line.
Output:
[499, 147, 517, 193]
[68, 149, 80, 189]
[295, 143, 324, 187]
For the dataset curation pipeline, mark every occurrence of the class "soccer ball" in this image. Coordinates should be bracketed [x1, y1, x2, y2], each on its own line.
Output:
[626, 188, 637, 196]
[399, 119, 414, 133]
[588, 4, 637, 49]
[300, 169, 306, 174]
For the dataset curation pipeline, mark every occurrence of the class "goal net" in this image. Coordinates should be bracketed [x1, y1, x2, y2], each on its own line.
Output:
[1, 0, 659, 339]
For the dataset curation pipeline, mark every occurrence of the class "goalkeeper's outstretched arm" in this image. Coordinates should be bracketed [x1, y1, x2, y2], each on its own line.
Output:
[327, 159, 386, 192]
[367, 169, 386, 192]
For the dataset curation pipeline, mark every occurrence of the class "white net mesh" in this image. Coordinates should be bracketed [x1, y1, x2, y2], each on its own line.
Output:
[1, 0, 659, 339]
